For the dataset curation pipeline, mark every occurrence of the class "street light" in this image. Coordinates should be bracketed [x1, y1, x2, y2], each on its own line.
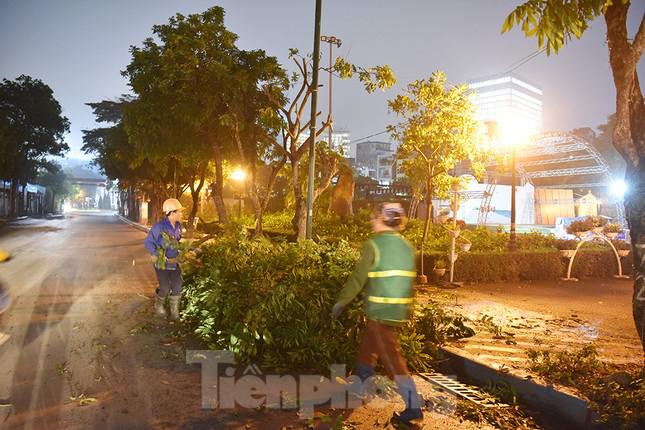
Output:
[499, 115, 531, 251]
[610, 179, 628, 198]
[231, 167, 246, 217]
[321, 35, 342, 154]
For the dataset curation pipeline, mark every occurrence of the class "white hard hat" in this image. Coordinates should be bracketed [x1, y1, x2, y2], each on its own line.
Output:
[162, 198, 183, 213]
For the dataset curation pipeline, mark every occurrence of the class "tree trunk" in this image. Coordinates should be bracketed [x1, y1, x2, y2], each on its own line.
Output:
[187, 169, 205, 239]
[8, 179, 17, 218]
[211, 141, 228, 224]
[291, 156, 307, 239]
[605, 2, 645, 351]
[128, 186, 138, 221]
[19, 179, 26, 216]
[420, 181, 434, 277]
[248, 159, 263, 236]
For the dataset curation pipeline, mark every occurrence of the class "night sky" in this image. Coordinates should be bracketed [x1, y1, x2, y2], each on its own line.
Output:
[1, 0, 643, 159]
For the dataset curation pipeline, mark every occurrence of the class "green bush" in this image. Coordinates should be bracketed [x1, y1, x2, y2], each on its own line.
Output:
[181, 225, 362, 372]
[553, 238, 578, 250]
[449, 251, 564, 282]
[570, 250, 633, 277]
[181, 226, 476, 373]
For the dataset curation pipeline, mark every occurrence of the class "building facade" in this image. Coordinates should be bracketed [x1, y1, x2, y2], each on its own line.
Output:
[468, 72, 543, 137]
[297, 129, 351, 158]
[355, 140, 396, 185]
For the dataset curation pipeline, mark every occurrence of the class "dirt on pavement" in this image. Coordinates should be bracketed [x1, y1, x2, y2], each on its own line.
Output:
[0, 212, 500, 430]
[421, 279, 643, 383]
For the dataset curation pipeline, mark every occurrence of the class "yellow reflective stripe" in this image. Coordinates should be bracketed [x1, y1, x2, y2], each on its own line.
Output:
[368, 296, 414, 304]
[367, 270, 416, 278]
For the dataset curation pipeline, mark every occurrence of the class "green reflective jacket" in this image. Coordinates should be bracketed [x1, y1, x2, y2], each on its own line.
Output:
[336, 231, 416, 326]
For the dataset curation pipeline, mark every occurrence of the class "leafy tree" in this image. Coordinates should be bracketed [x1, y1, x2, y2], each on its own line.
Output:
[82, 98, 146, 219]
[502, 0, 645, 350]
[36, 162, 75, 213]
[0, 75, 70, 216]
[220, 47, 289, 235]
[263, 49, 395, 239]
[387, 71, 487, 277]
[122, 6, 242, 225]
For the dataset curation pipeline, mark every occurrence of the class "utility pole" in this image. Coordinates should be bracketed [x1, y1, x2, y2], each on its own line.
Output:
[321, 35, 342, 154]
[305, 0, 322, 240]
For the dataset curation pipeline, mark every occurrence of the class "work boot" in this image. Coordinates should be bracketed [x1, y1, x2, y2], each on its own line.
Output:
[169, 295, 181, 321]
[392, 375, 423, 427]
[154, 294, 166, 317]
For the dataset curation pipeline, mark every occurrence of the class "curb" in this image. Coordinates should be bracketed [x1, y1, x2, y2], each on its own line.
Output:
[116, 214, 150, 233]
[440, 346, 595, 429]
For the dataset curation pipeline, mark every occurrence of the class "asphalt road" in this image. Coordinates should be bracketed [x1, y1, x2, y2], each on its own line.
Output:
[0, 212, 500, 430]
[0, 211, 159, 429]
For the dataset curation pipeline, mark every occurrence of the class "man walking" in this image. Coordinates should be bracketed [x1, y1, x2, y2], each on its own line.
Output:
[144, 198, 184, 320]
[332, 202, 423, 428]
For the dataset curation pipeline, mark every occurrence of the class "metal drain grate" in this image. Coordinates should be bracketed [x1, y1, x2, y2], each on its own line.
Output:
[417, 372, 507, 408]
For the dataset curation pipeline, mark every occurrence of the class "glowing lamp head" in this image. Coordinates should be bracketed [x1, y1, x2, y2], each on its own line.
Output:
[231, 168, 246, 182]
[610, 179, 627, 198]
[498, 113, 531, 147]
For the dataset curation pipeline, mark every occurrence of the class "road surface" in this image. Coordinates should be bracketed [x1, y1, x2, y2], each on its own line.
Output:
[426, 278, 643, 379]
[0, 212, 497, 430]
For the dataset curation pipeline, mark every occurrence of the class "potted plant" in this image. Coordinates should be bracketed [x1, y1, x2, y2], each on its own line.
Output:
[590, 216, 608, 234]
[554, 239, 578, 258]
[446, 218, 465, 238]
[611, 239, 631, 257]
[437, 209, 450, 224]
[602, 223, 623, 239]
[567, 218, 593, 238]
[433, 259, 447, 277]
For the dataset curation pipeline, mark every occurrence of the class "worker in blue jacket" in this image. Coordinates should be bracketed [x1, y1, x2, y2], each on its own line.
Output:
[144, 198, 183, 320]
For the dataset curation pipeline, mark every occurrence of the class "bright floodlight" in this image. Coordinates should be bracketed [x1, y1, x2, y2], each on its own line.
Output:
[610, 179, 627, 197]
[499, 113, 531, 147]
[231, 167, 246, 182]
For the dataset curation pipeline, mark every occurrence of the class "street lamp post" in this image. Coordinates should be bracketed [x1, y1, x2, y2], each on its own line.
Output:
[509, 144, 517, 251]
[321, 35, 342, 154]
[498, 115, 529, 252]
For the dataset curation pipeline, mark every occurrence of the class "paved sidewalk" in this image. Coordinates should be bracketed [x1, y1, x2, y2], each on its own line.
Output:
[420, 278, 642, 378]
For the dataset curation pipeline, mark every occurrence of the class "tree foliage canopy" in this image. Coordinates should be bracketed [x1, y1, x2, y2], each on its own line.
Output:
[0, 75, 70, 181]
[388, 71, 486, 200]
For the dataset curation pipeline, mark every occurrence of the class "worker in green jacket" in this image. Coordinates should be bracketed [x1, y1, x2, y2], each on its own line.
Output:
[332, 202, 423, 428]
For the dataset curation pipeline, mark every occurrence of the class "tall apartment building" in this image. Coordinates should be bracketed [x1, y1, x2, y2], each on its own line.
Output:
[468, 72, 543, 136]
[297, 129, 351, 158]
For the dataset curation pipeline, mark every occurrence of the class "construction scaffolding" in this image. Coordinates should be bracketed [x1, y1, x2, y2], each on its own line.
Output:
[481, 132, 624, 225]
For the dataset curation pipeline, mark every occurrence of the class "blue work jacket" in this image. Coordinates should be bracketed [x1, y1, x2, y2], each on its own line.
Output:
[144, 218, 182, 270]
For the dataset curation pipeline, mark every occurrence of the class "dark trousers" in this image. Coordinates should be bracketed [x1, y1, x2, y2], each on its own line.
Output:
[357, 319, 410, 379]
[155, 267, 183, 297]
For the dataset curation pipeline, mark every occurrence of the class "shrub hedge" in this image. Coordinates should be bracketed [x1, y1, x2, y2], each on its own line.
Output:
[181, 225, 475, 372]
[419, 250, 633, 282]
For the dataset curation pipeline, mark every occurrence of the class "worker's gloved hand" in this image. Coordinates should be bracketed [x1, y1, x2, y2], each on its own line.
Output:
[332, 303, 344, 319]
[150, 255, 158, 264]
